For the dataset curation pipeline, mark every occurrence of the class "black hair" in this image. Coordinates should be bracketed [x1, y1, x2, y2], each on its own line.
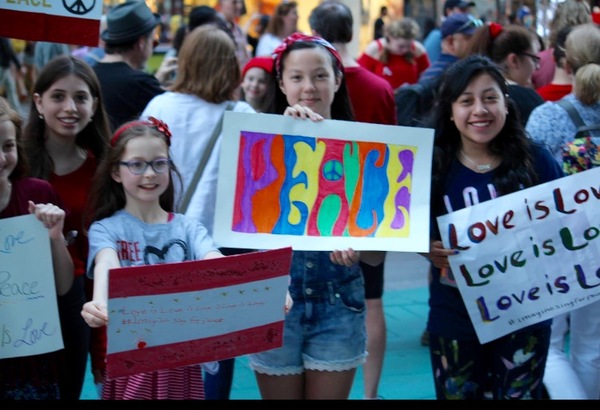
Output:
[430, 55, 539, 218]
[308, 1, 353, 44]
[268, 40, 353, 121]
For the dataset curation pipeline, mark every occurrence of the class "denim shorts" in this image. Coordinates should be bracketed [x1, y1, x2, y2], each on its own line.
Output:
[249, 266, 367, 375]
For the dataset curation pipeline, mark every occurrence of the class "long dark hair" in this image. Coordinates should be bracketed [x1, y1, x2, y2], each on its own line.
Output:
[22, 55, 110, 179]
[430, 55, 539, 218]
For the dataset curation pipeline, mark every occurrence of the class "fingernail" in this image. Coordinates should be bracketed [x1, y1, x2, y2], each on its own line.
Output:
[453, 250, 459, 255]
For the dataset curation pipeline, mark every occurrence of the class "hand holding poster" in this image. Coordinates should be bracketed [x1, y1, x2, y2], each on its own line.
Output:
[0, 214, 63, 359]
[437, 168, 600, 344]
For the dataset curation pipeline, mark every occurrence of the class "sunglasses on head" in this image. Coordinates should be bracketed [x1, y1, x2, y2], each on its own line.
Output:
[456, 15, 484, 34]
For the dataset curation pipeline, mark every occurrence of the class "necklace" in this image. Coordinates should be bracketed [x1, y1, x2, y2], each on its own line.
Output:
[460, 151, 493, 172]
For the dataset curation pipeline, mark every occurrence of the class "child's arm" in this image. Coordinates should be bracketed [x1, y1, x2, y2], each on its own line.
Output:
[81, 248, 120, 328]
[28, 201, 74, 296]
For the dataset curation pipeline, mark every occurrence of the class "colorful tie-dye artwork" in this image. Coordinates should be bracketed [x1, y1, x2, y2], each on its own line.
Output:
[215, 112, 433, 252]
[233, 131, 415, 238]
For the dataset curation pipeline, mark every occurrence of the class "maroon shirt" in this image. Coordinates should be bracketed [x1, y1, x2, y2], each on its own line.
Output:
[0, 177, 62, 218]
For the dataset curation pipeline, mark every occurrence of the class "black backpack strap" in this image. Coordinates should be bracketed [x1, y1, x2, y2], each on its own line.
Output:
[556, 98, 585, 128]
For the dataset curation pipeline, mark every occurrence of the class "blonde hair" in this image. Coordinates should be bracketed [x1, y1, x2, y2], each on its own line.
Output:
[381, 17, 420, 64]
[384, 17, 421, 40]
[548, 0, 591, 48]
[566, 23, 600, 105]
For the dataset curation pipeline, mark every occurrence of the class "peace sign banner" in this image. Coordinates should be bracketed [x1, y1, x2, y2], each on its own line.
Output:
[214, 112, 434, 252]
[0, 1, 102, 46]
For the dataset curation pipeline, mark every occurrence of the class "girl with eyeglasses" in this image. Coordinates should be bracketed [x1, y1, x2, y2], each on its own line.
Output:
[466, 23, 544, 126]
[81, 118, 224, 399]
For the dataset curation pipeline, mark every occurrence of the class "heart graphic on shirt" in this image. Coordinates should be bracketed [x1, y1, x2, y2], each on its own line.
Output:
[143, 239, 189, 264]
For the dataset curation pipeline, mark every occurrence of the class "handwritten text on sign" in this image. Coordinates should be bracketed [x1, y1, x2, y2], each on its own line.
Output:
[106, 247, 292, 379]
[438, 167, 600, 344]
[0, 214, 62, 359]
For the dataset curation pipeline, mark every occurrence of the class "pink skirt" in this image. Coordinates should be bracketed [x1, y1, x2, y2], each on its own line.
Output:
[102, 365, 204, 400]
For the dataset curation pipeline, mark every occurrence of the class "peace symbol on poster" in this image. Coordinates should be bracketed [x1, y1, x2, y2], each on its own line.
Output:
[63, 0, 95, 16]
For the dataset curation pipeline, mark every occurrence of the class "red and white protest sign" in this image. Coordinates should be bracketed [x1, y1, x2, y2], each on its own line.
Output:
[105, 247, 292, 380]
[0, 0, 102, 46]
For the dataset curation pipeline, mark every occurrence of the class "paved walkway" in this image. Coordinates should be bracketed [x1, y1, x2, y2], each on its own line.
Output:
[80, 252, 434, 400]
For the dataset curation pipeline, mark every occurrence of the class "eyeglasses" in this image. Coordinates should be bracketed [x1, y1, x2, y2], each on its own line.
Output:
[455, 16, 484, 34]
[119, 158, 172, 175]
[521, 52, 541, 67]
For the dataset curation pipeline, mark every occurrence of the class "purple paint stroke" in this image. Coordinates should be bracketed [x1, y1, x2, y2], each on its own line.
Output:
[397, 149, 414, 182]
[391, 186, 410, 229]
[390, 149, 414, 230]
[233, 132, 279, 233]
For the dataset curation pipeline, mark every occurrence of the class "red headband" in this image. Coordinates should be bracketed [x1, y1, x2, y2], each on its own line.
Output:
[272, 32, 344, 78]
[489, 22, 503, 40]
[111, 117, 172, 147]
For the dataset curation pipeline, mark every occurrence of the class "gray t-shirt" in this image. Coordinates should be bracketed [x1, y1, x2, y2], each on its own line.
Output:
[87, 209, 218, 278]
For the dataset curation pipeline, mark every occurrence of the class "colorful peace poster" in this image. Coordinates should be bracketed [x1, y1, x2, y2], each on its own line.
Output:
[214, 112, 434, 252]
[0, 1, 102, 46]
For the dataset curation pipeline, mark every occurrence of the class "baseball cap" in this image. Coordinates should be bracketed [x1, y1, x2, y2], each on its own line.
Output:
[441, 13, 482, 38]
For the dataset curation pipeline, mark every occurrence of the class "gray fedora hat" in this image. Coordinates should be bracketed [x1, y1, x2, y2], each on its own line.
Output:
[102, 1, 160, 44]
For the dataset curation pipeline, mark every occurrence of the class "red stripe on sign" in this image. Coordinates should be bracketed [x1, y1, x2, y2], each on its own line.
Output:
[108, 247, 293, 298]
[0, 10, 100, 47]
[106, 321, 284, 379]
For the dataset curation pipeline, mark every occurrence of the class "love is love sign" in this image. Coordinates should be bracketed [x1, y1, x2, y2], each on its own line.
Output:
[437, 167, 600, 343]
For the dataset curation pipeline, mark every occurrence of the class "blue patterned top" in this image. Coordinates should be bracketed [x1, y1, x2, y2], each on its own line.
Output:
[525, 93, 600, 163]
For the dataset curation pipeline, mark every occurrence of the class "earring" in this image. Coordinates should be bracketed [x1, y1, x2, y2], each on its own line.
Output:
[38, 113, 43, 119]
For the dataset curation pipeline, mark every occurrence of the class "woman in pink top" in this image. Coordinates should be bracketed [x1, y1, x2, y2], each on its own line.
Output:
[358, 17, 430, 90]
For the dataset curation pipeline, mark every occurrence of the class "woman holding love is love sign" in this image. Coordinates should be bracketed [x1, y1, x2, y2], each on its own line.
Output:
[423, 54, 564, 400]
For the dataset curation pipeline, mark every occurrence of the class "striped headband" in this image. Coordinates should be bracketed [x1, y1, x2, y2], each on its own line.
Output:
[272, 32, 344, 78]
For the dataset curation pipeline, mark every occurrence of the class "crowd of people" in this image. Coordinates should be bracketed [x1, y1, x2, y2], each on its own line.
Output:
[1, 0, 599, 401]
